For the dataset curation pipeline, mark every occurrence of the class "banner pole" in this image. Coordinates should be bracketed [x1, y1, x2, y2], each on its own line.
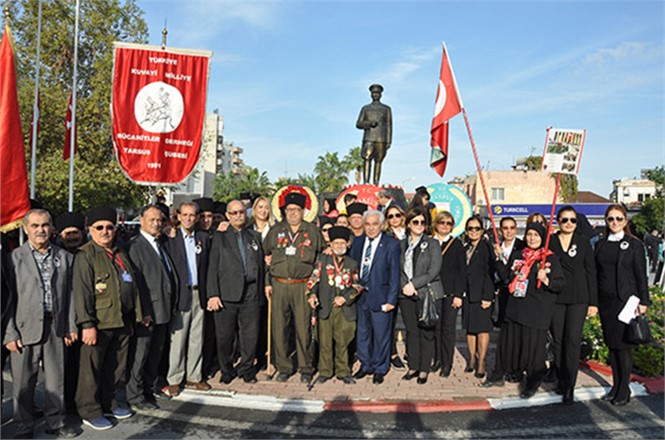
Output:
[29, 0, 42, 199]
[68, 0, 80, 212]
[537, 172, 561, 287]
[461, 108, 499, 245]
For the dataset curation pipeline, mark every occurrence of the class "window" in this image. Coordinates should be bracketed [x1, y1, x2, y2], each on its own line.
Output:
[491, 187, 505, 202]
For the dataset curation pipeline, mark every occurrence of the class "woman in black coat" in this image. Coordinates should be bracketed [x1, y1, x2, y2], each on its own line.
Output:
[399, 208, 443, 384]
[462, 216, 495, 378]
[595, 204, 650, 406]
[549, 206, 598, 404]
[431, 210, 466, 377]
[496, 222, 565, 398]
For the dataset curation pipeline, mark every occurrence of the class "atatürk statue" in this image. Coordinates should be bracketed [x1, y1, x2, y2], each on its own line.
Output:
[356, 84, 392, 186]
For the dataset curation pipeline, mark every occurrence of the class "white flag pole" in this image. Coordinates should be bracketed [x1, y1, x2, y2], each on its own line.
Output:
[29, 0, 42, 199]
[68, 0, 80, 212]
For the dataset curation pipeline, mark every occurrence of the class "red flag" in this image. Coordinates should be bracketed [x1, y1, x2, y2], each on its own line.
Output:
[63, 92, 77, 160]
[0, 26, 31, 232]
[430, 43, 462, 177]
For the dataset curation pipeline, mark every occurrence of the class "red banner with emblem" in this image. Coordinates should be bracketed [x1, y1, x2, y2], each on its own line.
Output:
[111, 43, 212, 184]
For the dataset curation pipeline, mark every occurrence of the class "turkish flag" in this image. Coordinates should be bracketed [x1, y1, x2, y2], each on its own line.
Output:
[0, 26, 30, 232]
[430, 43, 462, 177]
[63, 92, 77, 160]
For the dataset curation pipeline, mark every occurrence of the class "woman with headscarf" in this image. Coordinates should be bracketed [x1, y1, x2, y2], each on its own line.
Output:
[431, 211, 466, 377]
[549, 206, 598, 404]
[594, 204, 650, 406]
[398, 208, 443, 384]
[496, 222, 565, 398]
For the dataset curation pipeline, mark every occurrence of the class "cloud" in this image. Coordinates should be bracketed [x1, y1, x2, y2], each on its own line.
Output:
[362, 45, 440, 85]
[580, 41, 660, 69]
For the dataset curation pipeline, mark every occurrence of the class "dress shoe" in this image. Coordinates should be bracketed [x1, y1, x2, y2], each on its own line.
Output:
[340, 376, 356, 385]
[243, 375, 258, 384]
[554, 385, 564, 395]
[390, 356, 406, 371]
[431, 360, 442, 373]
[276, 372, 291, 382]
[300, 373, 312, 384]
[353, 370, 370, 380]
[506, 372, 523, 383]
[417, 375, 428, 385]
[188, 381, 212, 391]
[562, 388, 574, 405]
[543, 367, 558, 383]
[153, 389, 171, 400]
[601, 389, 617, 402]
[464, 365, 475, 373]
[315, 376, 330, 385]
[520, 389, 536, 399]
[474, 371, 486, 379]
[439, 366, 452, 378]
[401, 370, 418, 381]
[480, 379, 505, 388]
[372, 373, 385, 384]
[44, 425, 80, 438]
[220, 374, 234, 385]
[611, 396, 631, 406]
[165, 384, 181, 397]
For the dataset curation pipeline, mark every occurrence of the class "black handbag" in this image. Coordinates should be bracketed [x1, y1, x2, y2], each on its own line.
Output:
[626, 315, 651, 345]
[417, 285, 439, 328]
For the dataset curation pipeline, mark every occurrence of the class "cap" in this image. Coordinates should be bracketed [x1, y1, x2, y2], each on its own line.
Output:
[193, 197, 214, 213]
[369, 84, 384, 93]
[328, 226, 351, 242]
[346, 202, 368, 217]
[283, 192, 306, 209]
[55, 212, 85, 233]
[86, 207, 117, 227]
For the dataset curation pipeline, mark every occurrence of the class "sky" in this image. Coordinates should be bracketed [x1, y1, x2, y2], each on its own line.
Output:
[137, 0, 664, 198]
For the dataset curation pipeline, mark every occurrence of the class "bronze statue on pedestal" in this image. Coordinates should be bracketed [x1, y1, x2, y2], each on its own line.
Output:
[356, 84, 392, 185]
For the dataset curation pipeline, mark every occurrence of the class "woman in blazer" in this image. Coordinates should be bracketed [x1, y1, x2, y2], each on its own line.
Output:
[463, 216, 495, 378]
[431, 210, 466, 377]
[496, 222, 565, 398]
[595, 204, 650, 406]
[399, 208, 443, 384]
[549, 206, 598, 404]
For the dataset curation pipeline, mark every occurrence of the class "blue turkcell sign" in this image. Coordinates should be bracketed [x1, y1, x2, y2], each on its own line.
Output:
[491, 203, 612, 218]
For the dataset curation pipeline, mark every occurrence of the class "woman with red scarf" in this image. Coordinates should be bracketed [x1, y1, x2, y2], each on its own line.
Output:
[496, 222, 565, 398]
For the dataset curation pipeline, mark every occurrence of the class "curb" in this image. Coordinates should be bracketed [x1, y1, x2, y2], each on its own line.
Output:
[581, 360, 664, 394]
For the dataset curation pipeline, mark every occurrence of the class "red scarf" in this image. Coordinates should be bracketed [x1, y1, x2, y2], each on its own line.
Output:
[508, 247, 552, 294]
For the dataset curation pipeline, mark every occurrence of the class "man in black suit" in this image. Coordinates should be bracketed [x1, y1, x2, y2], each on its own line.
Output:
[206, 200, 265, 384]
[126, 205, 177, 410]
[163, 202, 210, 396]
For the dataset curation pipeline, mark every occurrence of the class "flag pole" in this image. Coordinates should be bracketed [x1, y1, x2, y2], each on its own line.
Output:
[461, 108, 500, 245]
[537, 172, 561, 287]
[29, 0, 42, 199]
[68, 0, 80, 211]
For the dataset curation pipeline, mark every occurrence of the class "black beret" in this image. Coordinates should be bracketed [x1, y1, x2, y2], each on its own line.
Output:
[213, 201, 227, 214]
[283, 192, 306, 209]
[328, 226, 351, 242]
[193, 197, 214, 213]
[369, 84, 384, 92]
[346, 202, 368, 217]
[86, 207, 117, 227]
[55, 211, 85, 233]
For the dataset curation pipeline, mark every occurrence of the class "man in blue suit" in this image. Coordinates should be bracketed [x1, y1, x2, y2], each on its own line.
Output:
[350, 210, 400, 384]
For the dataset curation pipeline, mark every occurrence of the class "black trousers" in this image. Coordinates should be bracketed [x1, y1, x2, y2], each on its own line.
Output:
[609, 348, 633, 401]
[214, 301, 260, 379]
[64, 342, 80, 414]
[76, 327, 130, 420]
[550, 303, 587, 390]
[435, 296, 458, 370]
[126, 322, 168, 404]
[399, 297, 436, 372]
[202, 310, 219, 378]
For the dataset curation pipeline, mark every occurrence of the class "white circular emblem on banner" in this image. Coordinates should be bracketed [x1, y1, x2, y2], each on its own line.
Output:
[134, 81, 184, 134]
[433, 80, 446, 117]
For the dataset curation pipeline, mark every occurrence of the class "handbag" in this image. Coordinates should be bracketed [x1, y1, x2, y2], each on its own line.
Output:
[417, 284, 439, 328]
[626, 314, 651, 345]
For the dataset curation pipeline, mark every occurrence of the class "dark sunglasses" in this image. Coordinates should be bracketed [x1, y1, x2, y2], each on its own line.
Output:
[93, 225, 115, 231]
[437, 220, 454, 226]
[410, 219, 426, 226]
[559, 217, 577, 224]
[387, 213, 402, 219]
[227, 210, 246, 216]
[466, 226, 482, 232]
[321, 227, 332, 232]
[607, 216, 625, 223]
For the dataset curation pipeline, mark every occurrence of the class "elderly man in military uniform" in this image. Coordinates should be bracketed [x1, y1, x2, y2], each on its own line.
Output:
[263, 192, 324, 383]
[356, 84, 392, 185]
[306, 226, 361, 385]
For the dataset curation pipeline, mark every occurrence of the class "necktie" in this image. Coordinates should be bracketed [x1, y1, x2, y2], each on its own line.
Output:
[236, 230, 247, 273]
[360, 238, 373, 284]
[157, 241, 172, 274]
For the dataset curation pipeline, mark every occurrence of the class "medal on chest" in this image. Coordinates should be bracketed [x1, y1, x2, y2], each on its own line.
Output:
[568, 244, 577, 258]
[620, 241, 629, 251]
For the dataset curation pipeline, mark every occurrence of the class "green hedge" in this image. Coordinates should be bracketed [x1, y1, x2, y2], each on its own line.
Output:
[581, 287, 664, 378]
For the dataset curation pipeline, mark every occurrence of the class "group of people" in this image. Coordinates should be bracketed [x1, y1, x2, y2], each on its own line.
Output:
[1, 187, 652, 438]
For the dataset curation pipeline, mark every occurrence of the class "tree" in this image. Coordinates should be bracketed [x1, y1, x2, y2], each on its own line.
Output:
[342, 146, 363, 184]
[632, 166, 664, 235]
[313, 152, 348, 193]
[10, 0, 151, 216]
[212, 166, 273, 202]
[522, 155, 578, 202]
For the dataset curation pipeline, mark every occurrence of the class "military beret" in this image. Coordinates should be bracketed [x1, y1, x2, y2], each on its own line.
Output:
[346, 202, 368, 217]
[55, 211, 85, 233]
[328, 226, 351, 242]
[86, 207, 117, 227]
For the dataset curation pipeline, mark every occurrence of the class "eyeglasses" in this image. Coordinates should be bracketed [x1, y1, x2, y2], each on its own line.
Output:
[607, 216, 625, 223]
[387, 213, 402, 219]
[93, 225, 115, 231]
[227, 210, 246, 216]
[437, 220, 454, 226]
[411, 219, 426, 226]
[466, 226, 482, 232]
[559, 217, 577, 224]
[321, 227, 332, 232]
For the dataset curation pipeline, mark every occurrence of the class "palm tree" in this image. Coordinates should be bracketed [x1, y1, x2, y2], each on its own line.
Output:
[314, 152, 349, 193]
[343, 146, 363, 184]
